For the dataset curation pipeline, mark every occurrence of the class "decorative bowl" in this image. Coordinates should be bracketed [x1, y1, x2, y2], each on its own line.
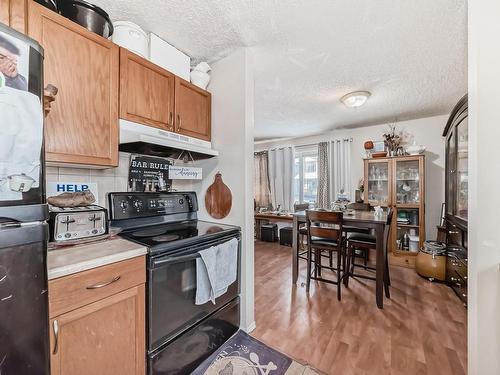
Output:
[372, 151, 387, 158]
[406, 145, 426, 155]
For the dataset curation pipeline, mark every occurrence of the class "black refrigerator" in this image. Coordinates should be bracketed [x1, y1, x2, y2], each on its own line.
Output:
[0, 22, 50, 374]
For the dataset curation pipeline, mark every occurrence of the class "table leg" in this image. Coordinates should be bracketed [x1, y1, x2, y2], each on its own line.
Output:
[292, 215, 299, 284]
[375, 223, 384, 309]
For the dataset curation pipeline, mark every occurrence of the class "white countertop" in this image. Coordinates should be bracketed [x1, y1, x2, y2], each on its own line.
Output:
[47, 238, 148, 280]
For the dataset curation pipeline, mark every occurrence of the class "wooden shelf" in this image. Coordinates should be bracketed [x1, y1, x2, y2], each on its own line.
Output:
[397, 224, 420, 229]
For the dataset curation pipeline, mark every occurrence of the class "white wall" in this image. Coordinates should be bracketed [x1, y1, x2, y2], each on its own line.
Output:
[255, 115, 448, 239]
[192, 48, 256, 332]
[468, 1, 500, 373]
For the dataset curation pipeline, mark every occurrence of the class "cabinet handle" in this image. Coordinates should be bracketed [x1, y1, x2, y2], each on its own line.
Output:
[86, 275, 121, 289]
[177, 114, 182, 131]
[169, 112, 173, 129]
[52, 320, 59, 355]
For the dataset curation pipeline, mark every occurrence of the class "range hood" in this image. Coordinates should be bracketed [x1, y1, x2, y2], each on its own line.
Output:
[119, 120, 219, 160]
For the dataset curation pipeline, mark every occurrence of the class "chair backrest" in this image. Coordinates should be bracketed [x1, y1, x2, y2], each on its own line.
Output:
[347, 202, 370, 211]
[384, 208, 394, 249]
[294, 202, 310, 212]
[305, 209, 343, 243]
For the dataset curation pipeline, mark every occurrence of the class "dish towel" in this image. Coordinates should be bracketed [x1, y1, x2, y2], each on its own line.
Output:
[195, 238, 238, 305]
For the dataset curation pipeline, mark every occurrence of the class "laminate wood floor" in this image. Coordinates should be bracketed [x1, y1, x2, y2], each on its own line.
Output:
[251, 241, 467, 375]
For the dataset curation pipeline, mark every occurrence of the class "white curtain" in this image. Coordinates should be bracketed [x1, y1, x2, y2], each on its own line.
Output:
[317, 142, 330, 208]
[268, 147, 294, 212]
[330, 139, 352, 201]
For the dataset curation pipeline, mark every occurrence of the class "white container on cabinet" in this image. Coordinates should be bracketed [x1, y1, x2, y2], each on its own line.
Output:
[149, 33, 190, 81]
[112, 21, 149, 58]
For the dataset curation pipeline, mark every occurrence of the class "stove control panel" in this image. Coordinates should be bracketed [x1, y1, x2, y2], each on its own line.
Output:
[108, 192, 198, 221]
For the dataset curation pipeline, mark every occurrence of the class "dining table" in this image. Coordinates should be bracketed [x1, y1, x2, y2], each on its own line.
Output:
[291, 210, 389, 309]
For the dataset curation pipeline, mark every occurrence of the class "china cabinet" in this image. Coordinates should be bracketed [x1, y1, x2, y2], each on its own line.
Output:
[364, 155, 425, 268]
[443, 94, 468, 306]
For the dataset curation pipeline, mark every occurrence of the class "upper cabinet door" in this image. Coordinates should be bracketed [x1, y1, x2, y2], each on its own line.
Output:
[119, 48, 175, 131]
[28, 2, 119, 167]
[455, 117, 468, 221]
[174, 77, 211, 141]
[364, 159, 391, 207]
[1, 0, 27, 33]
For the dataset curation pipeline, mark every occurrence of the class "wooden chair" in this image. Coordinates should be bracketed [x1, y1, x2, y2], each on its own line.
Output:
[295, 203, 310, 261]
[305, 210, 345, 301]
[342, 202, 371, 267]
[344, 209, 393, 298]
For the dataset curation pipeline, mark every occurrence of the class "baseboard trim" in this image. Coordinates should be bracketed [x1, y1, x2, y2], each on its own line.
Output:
[245, 321, 256, 333]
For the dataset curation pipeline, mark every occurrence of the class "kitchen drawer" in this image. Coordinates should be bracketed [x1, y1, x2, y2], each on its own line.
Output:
[49, 256, 145, 317]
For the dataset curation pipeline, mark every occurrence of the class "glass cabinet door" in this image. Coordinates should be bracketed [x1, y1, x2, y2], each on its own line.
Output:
[394, 159, 421, 205]
[446, 130, 456, 215]
[456, 118, 468, 220]
[366, 161, 390, 206]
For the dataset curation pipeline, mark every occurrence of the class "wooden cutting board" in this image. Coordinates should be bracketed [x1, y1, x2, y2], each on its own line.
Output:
[205, 172, 232, 219]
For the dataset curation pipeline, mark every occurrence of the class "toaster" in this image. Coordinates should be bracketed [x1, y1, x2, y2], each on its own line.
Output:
[48, 205, 108, 243]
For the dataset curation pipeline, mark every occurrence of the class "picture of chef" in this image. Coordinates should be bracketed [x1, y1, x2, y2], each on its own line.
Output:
[0, 32, 28, 91]
[0, 30, 42, 201]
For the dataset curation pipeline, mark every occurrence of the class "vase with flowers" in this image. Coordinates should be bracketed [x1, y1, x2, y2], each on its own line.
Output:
[383, 124, 403, 157]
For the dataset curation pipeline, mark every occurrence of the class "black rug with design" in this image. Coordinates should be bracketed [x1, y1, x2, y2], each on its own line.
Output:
[192, 330, 319, 375]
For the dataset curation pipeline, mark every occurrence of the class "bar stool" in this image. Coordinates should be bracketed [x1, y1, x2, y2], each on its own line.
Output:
[344, 209, 393, 298]
[343, 202, 371, 268]
[305, 210, 345, 301]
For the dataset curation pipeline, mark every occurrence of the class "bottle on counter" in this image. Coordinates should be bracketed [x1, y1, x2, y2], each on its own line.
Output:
[402, 233, 410, 250]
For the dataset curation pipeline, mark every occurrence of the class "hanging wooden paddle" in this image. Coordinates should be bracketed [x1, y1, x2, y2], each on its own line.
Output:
[205, 172, 232, 219]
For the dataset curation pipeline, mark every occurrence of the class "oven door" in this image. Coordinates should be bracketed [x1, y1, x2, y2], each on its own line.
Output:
[148, 233, 240, 351]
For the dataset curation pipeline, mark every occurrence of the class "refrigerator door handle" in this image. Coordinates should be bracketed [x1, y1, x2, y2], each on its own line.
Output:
[52, 319, 59, 355]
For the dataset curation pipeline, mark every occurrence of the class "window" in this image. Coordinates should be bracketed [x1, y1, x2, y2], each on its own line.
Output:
[293, 146, 318, 204]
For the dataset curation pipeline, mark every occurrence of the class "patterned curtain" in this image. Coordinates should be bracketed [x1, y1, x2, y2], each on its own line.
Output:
[254, 151, 271, 209]
[317, 142, 330, 208]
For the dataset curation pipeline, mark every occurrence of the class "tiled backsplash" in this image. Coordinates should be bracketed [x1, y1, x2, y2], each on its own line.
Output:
[46, 152, 193, 208]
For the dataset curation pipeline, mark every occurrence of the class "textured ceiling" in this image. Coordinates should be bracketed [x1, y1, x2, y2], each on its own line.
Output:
[92, 0, 467, 141]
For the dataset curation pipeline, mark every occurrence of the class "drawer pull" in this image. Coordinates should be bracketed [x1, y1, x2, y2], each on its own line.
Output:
[86, 275, 121, 290]
[53, 320, 59, 355]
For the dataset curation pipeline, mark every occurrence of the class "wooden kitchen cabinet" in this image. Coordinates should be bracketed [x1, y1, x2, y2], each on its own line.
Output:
[118, 50, 212, 142]
[48, 257, 146, 375]
[120, 48, 175, 131]
[27, 1, 119, 167]
[174, 77, 211, 141]
[1, 0, 27, 33]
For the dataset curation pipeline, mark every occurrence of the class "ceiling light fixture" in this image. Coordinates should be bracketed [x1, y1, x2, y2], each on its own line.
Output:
[340, 91, 371, 108]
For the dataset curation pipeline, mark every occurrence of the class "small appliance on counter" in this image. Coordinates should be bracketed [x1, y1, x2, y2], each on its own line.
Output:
[48, 205, 108, 243]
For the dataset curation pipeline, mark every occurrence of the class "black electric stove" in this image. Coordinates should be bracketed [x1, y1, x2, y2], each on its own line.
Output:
[119, 220, 239, 254]
[108, 191, 241, 375]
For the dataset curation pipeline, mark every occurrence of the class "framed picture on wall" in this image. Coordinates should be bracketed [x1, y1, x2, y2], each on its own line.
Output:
[372, 141, 385, 152]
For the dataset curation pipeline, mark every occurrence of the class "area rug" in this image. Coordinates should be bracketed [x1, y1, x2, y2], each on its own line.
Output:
[192, 330, 321, 375]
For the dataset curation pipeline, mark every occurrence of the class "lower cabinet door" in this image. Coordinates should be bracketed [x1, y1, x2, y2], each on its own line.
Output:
[50, 285, 145, 375]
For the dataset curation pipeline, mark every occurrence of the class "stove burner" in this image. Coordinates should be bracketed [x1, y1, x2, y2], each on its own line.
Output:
[152, 234, 181, 242]
[132, 228, 167, 237]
